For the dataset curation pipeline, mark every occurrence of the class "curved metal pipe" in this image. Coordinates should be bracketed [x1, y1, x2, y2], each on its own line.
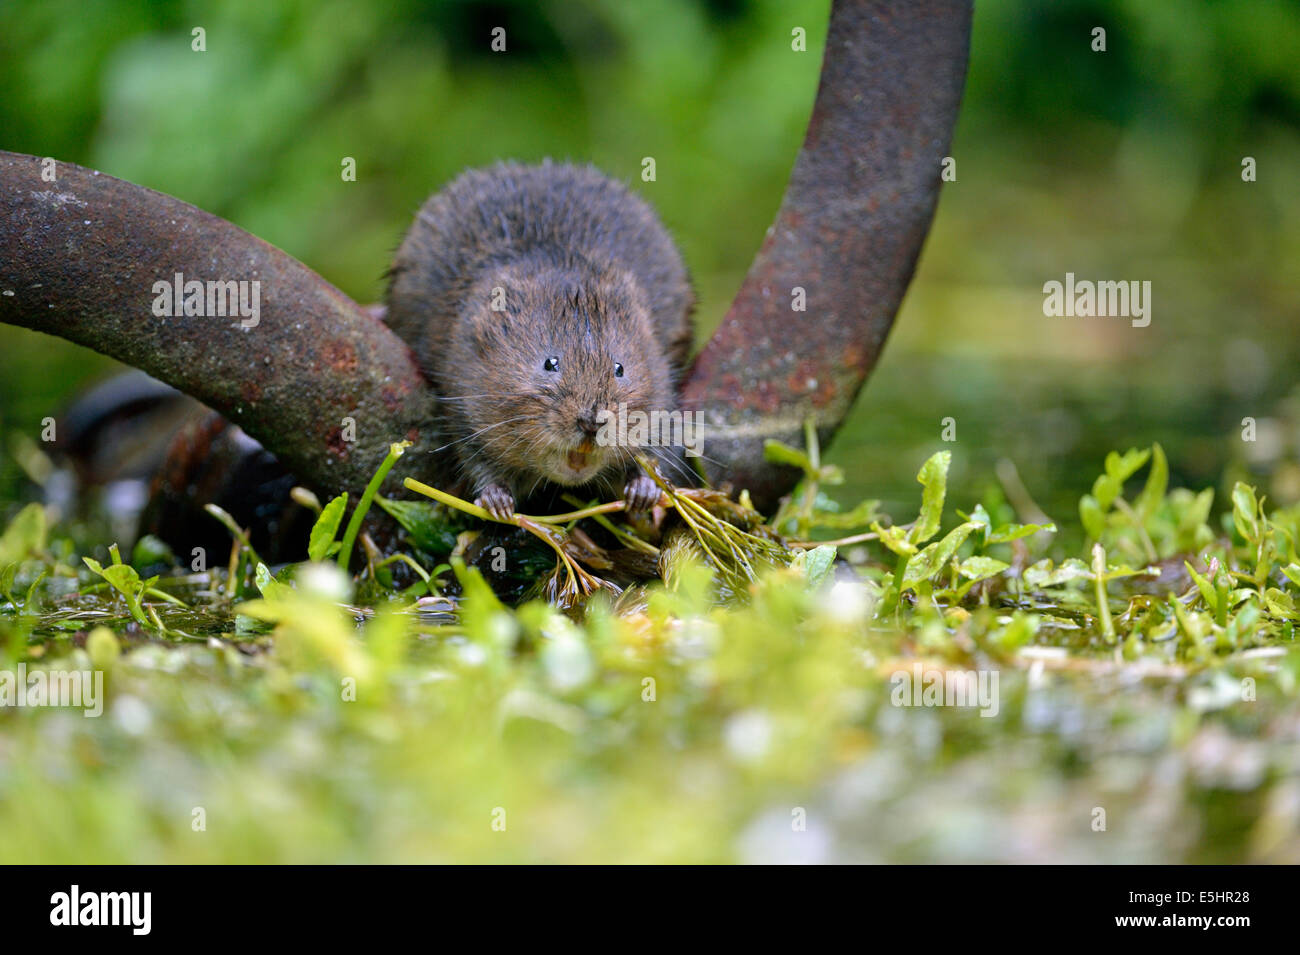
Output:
[681, 0, 972, 509]
[0, 152, 438, 496]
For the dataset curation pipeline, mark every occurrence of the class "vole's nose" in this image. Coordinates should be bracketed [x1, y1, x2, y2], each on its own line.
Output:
[577, 407, 600, 436]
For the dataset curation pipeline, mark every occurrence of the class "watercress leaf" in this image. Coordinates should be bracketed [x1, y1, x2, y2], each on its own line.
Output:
[1079, 495, 1105, 539]
[763, 439, 814, 474]
[101, 562, 142, 592]
[1184, 561, 1217, 611]
[309, 493, 349, 563]
[1231, 483, 1260, 545]
[1174, 487, 1215, 551]
[903, 521, 978, 588]
[1024, 558, 1093, 588]
[0, 503, 46, 565]
[809, 498, 880, 530]
[255, 562, 295, 601]
[987, 522, 1056, 545]
[872, 522, 916, 558]
[1264, 588, 1298, 620]
[1094, 448, 1150, 510]
[818, 464, 845, 486]
[991, 612, 1039, 651]
[910, 451, 950, 546]
[1135, 442, 1168, 523]
[375, 496, 465, 556]
[131, 534, 175, 570]
[959, 556, 1010, 582]
[796, 545, 838, 588]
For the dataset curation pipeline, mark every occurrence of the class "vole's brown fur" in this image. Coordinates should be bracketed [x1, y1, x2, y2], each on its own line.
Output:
[385, 161, 694, 518]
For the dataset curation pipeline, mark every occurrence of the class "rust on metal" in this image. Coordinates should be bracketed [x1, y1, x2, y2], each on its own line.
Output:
[681, 0, 973, 510]
[0, 151, 439, 497]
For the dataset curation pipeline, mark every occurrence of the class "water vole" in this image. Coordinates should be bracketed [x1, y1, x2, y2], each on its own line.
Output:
[385, 161, 694, 518]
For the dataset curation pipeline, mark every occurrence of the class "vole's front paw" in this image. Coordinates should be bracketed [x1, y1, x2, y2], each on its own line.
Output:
[475, 483, 516, 521]
[623, 473, 661, 515]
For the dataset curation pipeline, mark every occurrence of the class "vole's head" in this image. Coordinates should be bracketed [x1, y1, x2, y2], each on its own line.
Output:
[448, 261, 676, 487]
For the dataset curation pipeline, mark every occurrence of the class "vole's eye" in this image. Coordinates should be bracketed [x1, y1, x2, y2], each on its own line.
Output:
[543, 356, 560, 373]
[613, 362, 625, 378]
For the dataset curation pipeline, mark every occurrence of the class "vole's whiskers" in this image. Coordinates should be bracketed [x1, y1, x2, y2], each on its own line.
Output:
[634, 444, 699, 487]
[430, 415, 531, 454]
[436, 393, 520, 403]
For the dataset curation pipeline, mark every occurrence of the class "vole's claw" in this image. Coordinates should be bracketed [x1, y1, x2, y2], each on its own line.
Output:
[475, 483, 516, 521]
[623, 474, 661, 515]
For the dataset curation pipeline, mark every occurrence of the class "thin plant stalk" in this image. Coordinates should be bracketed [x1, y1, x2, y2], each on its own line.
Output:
[338, 441, 412, 571]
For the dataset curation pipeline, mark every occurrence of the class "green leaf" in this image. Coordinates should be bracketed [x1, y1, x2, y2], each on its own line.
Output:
[0, 563, 17, 604]
[82, 556, 149, 625]
[1231, 483, 1260, 545]
[1184, 561, 1217, 613]
[375, 496, 464, 555]
[809, 498, 880, 530]
[255, 562, 294, 601]
[1264, 588, 1299, 620]
[1079, 495, 1104, 539]
[1092, 448, 1150, 511]
[451, 557, 514, 651]
[871, 522, 916, 558]
[910, 451, 950, 546]
[795, 545, 838, 588]
[763, 439, 814, 474]
[1024, 558, 1094, 588]
[131, 534, 175, 570]
[0, 503, 46, 565]
[1174, 488, 1215, 551]
[991, 612, 1039, 650]
[1134, 443, 1168, 523]
[959, 556, 1010, 582]
[903, 521, 978, 588]
[986, 522, 1056, 545]
[101, 562, 142, 594]
[309, 493, 348, 563]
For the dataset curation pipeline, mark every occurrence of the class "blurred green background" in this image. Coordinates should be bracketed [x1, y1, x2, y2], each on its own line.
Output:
[2, 0, 1298, 529]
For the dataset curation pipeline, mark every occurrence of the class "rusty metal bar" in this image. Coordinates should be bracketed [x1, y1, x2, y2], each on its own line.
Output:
[680, 0, 973, 510]
[0, 151, 438, 497]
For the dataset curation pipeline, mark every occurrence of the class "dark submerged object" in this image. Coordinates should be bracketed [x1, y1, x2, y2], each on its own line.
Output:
[53, 375, 313, 563]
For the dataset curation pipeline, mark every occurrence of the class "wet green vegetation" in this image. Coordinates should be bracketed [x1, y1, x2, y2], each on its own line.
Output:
[1, 436, 1297, 862]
